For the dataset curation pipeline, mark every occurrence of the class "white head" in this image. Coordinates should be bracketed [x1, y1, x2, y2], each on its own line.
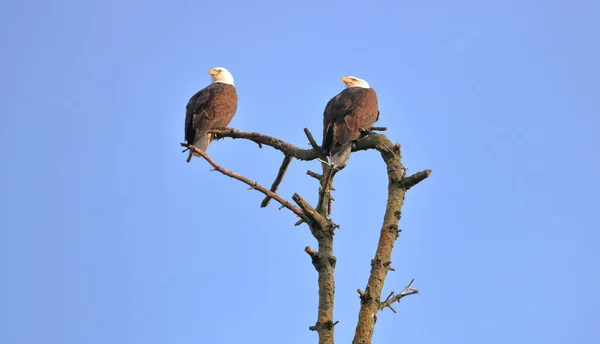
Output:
[208, 67, 234, 85]
[341, 76, 370, 89]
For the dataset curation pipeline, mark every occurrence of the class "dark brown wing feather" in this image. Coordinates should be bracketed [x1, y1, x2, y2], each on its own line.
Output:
[321, 87, 379, 157]
[185, 83, 238, 145]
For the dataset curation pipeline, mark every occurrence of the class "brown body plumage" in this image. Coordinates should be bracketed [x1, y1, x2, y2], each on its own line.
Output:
[185, 68, 238, 155]
[321, 78, 379, 165]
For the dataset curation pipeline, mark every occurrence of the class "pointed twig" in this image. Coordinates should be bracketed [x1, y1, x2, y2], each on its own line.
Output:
[261, 155, 293, 208]
[303, 127, 325, 158]
[378, 279, 419, 313]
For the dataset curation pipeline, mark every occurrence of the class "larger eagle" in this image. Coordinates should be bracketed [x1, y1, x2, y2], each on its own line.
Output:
[185, 67, 238, 158]
[321, 76, 379, 166]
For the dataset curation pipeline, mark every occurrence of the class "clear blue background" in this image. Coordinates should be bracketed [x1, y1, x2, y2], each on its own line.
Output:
[1, 0, 598, 343]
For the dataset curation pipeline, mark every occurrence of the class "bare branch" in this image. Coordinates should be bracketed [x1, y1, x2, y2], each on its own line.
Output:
[403, 169, 432, 190]
[294, 166, 339, 344]
[316, 165, 335, 216]
[205, 127, 385, 161]
[305, 246, 319, 258]
[208, 128, 320, 160]
[369, 126, 387, 131]
[307, 170, 323, 180]
[185, 145, 308, 223]
[309, 320, 339, 332]
[303, 128, 325, 158]
[260, 155, 293, 208]
[292, 193, 329, 230]
[307, 228, 336, 344]
[378, 279, 419, 313]
[352, 134, 431, 344]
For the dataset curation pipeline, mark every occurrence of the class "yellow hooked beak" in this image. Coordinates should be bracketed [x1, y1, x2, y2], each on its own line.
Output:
[341, 77, 353, 83]
[208, 69, 219, 76]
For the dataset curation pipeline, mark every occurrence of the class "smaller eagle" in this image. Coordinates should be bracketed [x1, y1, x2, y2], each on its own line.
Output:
[185, 67, 238, 158]
[321, 76, 379, 166]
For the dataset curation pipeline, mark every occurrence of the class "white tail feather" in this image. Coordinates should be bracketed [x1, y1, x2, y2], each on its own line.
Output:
[191, 133, 213, 157]
[330, 147, 351, 165]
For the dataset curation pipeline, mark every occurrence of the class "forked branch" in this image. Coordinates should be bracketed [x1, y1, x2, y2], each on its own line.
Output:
[183, 127, 431, 344]
[379, 278, 419, 313]
[182, 144, 308, 223]
[352, 134, 431, 344]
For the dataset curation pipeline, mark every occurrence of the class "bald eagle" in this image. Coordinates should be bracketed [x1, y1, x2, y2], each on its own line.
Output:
[185, 67, 238, 157]
[321, 76, 379, 166]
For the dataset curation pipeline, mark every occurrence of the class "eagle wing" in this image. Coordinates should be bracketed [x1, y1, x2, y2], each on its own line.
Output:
[321, 93, 347, 154]
[322, 88, 379, 156]
[184, 84, 238, 146]
[185, 88, 210, 144]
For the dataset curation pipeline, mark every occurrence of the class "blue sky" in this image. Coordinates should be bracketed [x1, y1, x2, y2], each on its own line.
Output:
[1, 0, 599, 343]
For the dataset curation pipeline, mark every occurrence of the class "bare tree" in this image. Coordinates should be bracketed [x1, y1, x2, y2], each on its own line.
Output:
[181, 126, 430, 344]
